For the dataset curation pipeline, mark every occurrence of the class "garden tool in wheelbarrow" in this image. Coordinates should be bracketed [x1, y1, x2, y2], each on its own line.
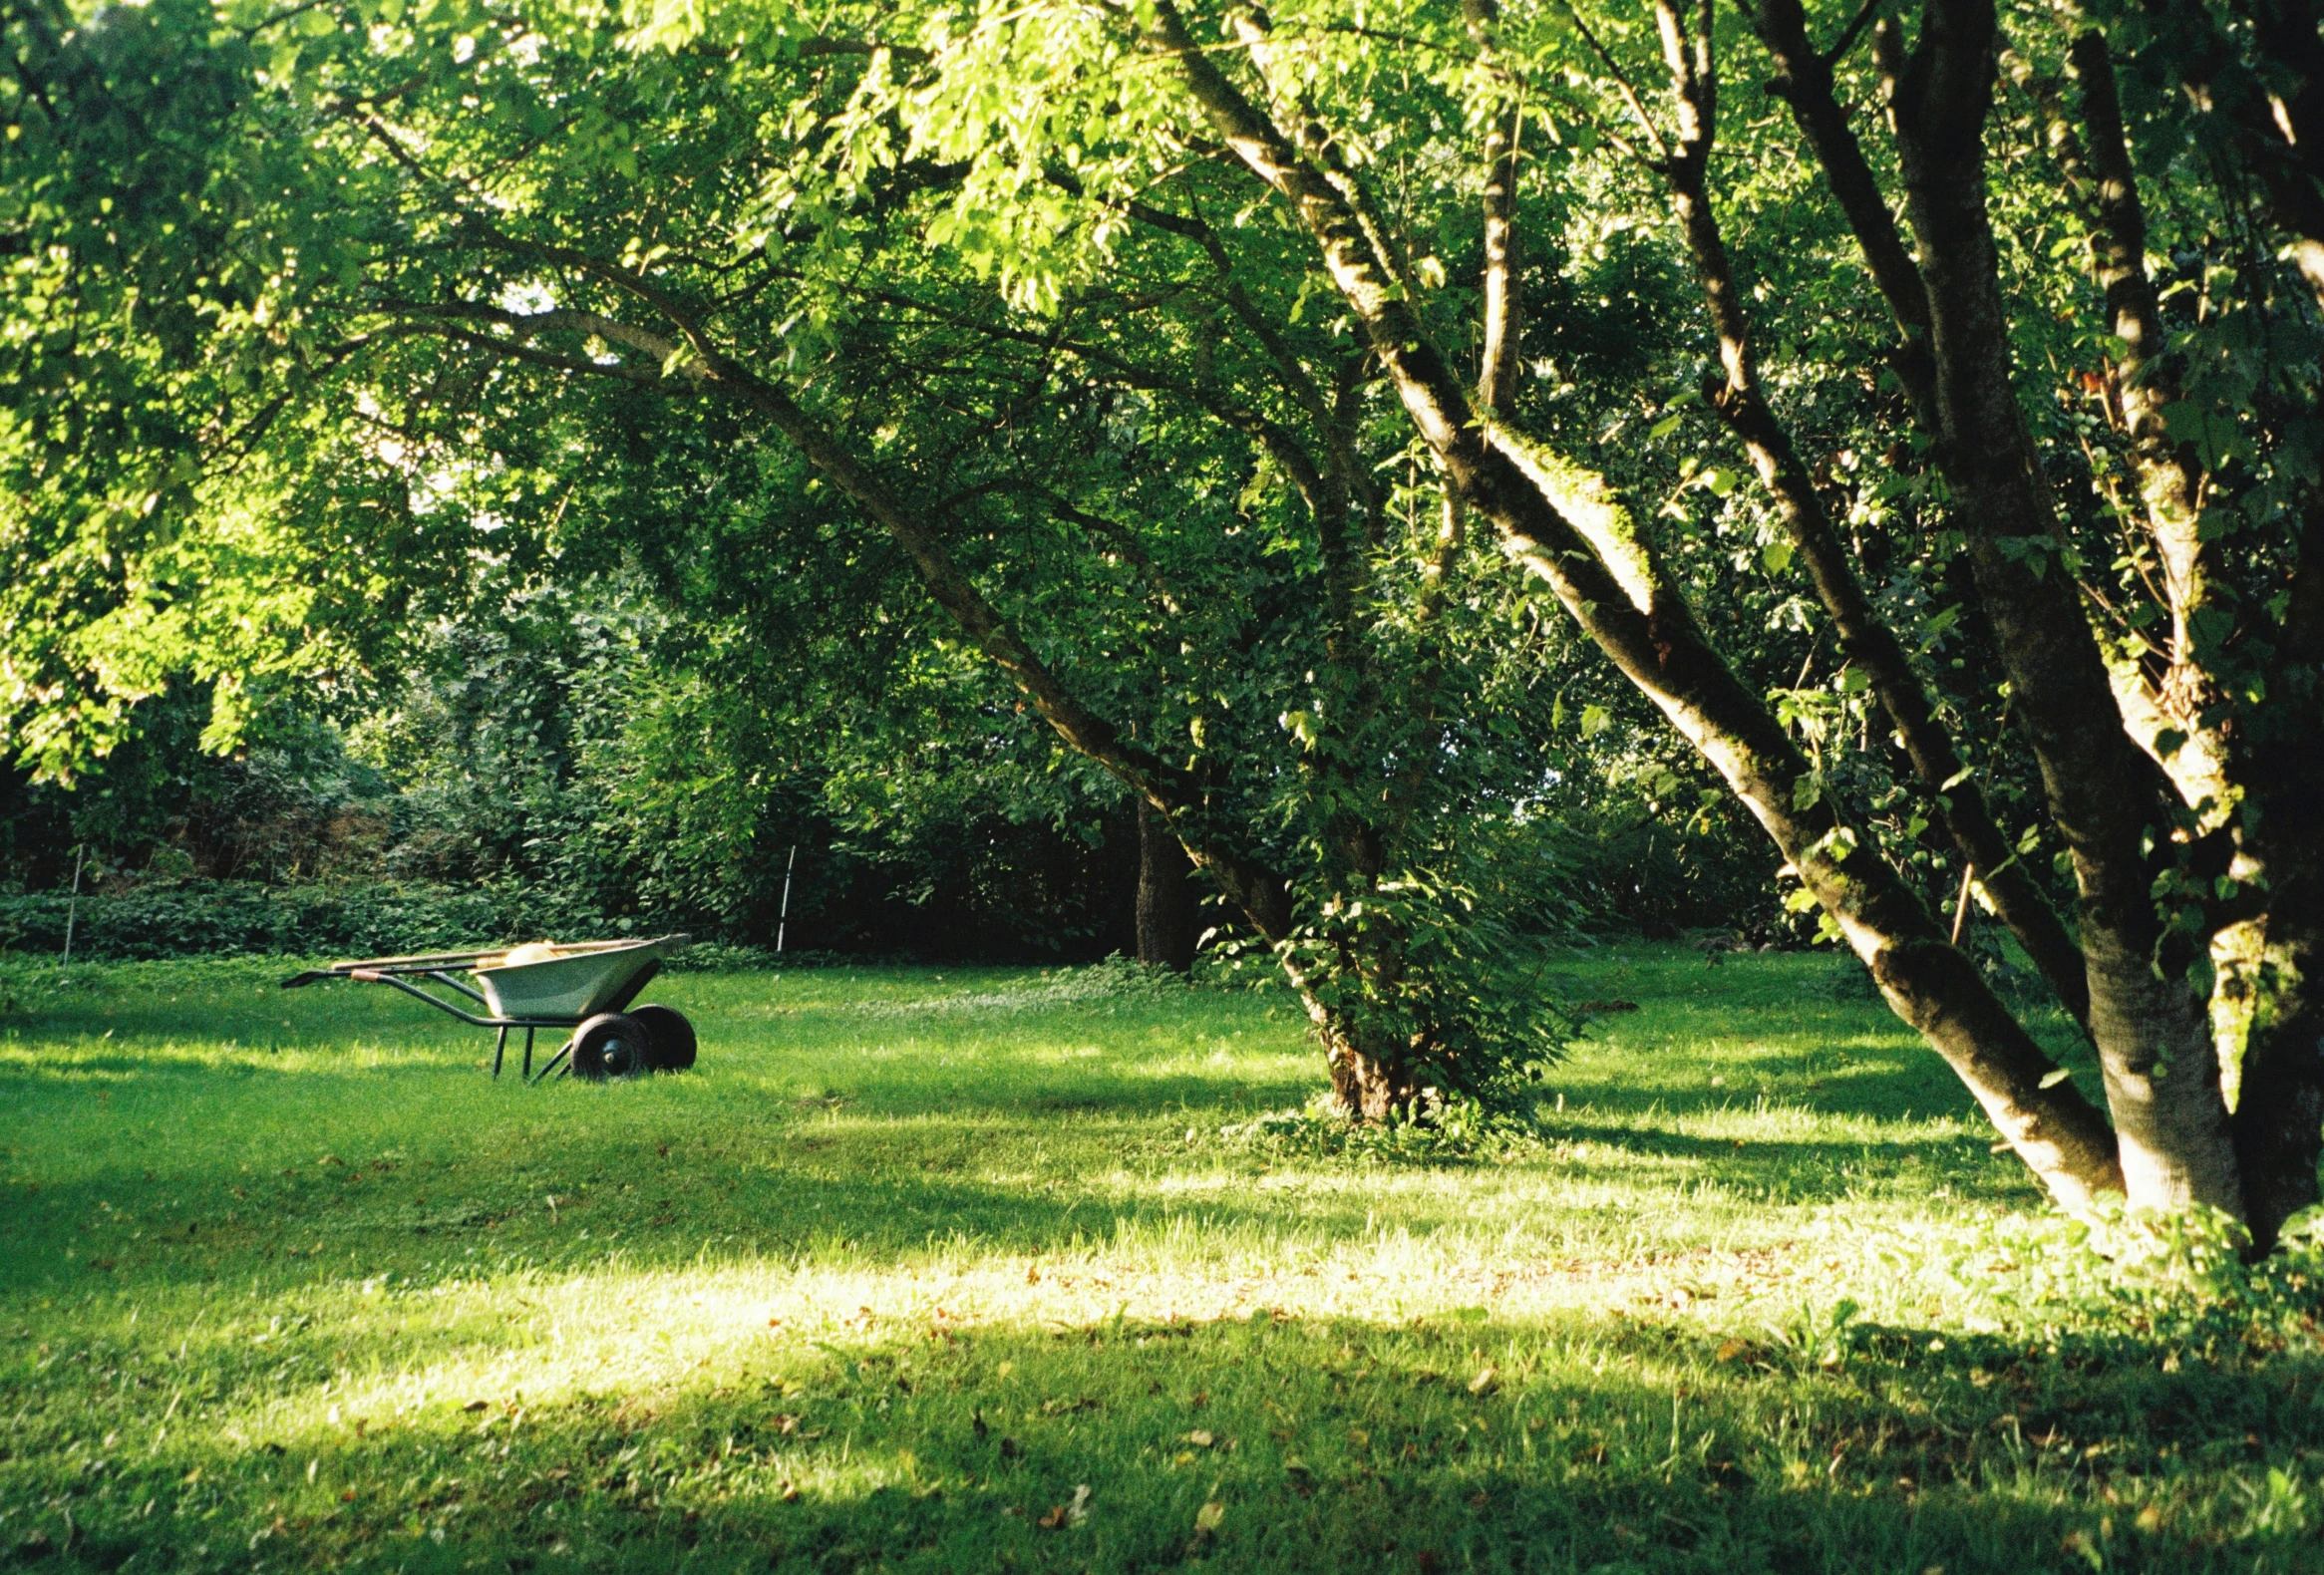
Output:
[281, 936, 696, 1083]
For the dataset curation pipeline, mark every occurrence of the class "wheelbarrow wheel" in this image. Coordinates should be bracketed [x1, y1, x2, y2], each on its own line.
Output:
[630, 1004, 696, 1073]
[571, 1012, 654, 1083]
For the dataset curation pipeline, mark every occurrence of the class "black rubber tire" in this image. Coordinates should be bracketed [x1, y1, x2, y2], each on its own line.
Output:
[570, 1012, 654, 1082]
[630, 1004, 697, 1073]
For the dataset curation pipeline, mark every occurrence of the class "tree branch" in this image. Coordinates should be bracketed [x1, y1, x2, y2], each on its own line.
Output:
[1741, 0, 1937, 424]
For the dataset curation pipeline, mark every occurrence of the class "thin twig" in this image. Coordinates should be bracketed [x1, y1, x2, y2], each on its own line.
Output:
[1552, 0, 1670, 160]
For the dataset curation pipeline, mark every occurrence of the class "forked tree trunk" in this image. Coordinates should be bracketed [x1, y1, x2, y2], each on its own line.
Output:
[1146, 0, 2127, 1211]
[1135, 801, 1199, 972]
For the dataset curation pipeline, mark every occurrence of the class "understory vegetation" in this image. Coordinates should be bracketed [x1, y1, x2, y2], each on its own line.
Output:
[6, 949, 2324, 1574]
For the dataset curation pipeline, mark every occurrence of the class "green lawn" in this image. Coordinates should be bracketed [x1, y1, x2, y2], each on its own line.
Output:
[2, 947, 2319, 1573]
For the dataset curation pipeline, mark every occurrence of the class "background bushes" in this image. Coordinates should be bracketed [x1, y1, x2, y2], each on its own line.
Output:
[1, 576, 1795, 965]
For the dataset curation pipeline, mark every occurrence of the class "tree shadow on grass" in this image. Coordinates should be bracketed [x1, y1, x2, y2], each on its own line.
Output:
[2, 1102, 2048, 1301]
[1535, 1117, 2036, 1207]
[23, 1307, 2324, 1575]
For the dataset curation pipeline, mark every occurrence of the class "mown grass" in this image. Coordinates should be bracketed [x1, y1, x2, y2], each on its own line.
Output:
[2, 946, 2321, 1573]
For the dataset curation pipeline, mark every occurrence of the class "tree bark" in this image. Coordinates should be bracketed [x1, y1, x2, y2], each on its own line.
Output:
[1136, 800, 1199, 972]
[1147, 0, 2125, 1211]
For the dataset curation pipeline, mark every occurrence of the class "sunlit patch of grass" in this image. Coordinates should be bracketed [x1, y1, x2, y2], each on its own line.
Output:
[3, 946, 2321, 1572]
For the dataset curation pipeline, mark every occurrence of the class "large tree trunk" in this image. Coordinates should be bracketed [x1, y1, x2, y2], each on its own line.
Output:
[1327, 1034, 1430, 1121]
[1885, 0, 2241, 1217]
[1135, 800, 1199, 972]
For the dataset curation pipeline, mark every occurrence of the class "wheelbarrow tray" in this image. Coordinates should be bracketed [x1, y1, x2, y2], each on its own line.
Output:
[472, 936, 688, 1020]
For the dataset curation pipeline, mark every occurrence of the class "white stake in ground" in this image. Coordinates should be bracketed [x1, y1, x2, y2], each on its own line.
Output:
[61, 844, 85, 974]
[777, 843, 797, 954]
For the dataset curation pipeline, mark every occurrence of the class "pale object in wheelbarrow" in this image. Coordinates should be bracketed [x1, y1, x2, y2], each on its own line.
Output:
[473, 937, 689, 1020]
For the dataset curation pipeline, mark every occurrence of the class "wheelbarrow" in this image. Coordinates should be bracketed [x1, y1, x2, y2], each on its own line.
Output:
[281, 935, 696, 1083]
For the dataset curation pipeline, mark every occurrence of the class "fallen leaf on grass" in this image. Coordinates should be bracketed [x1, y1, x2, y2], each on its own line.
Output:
[1187, 1429, 1215, 1448]
[461, 1401, 489, 1414]
[1468, 1367, 1497, 1395]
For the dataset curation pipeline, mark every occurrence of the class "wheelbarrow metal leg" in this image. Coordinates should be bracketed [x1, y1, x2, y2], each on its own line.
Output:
[529, 1035, 573, 1086]
[522, 1026, 535, 1079]
[493, 1026, 508, 1080]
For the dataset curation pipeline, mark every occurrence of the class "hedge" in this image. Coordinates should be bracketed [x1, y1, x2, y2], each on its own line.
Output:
[0, 879, 615, 962]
